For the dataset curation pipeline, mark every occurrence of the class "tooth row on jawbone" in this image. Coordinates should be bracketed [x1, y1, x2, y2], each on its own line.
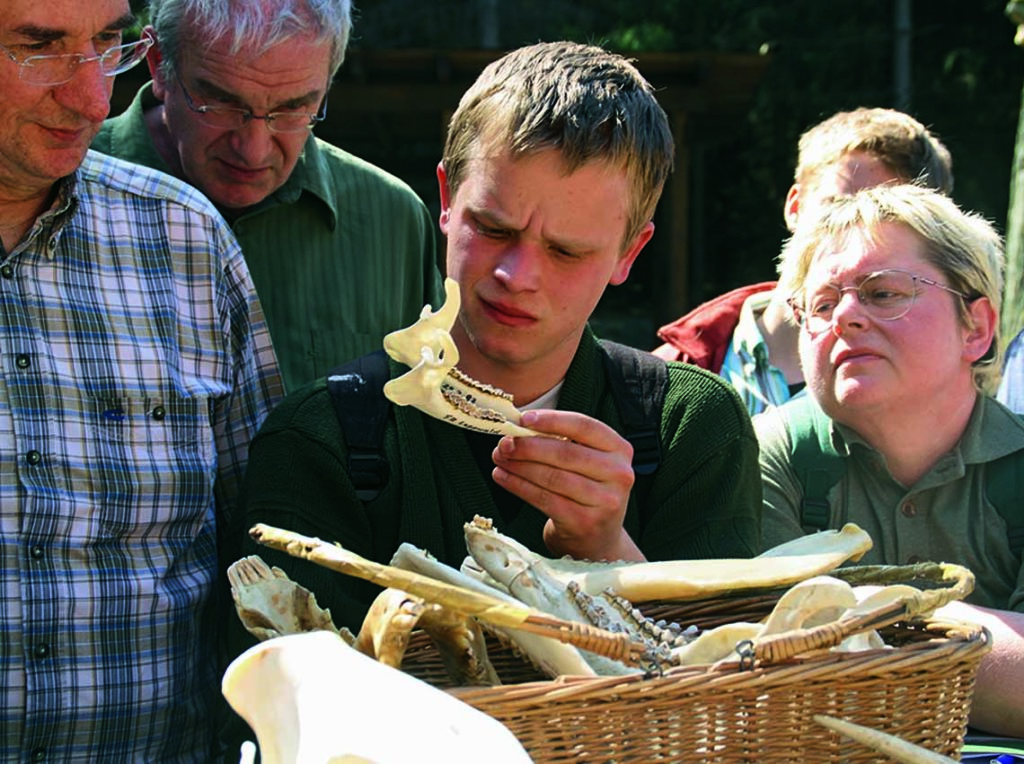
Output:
[380, 277, 541, 437]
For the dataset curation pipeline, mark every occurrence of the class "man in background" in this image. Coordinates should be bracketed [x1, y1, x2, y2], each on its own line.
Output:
[93, 0, 443, 390]
[653, 107, 953, 414]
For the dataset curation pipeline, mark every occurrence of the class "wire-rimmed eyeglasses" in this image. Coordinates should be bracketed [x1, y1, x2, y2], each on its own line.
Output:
[0, 31, 153, 87]
[175, 73, 328, 134]
[788, 268, 974, 334]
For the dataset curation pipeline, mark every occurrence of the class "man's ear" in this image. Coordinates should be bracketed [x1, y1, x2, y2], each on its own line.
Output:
[609, 221, 655, 286]
[784, 183, 802, 232]
[963, 296, 998, 365]
[436, 161, 452, 235]
[146, 27, 169, 100]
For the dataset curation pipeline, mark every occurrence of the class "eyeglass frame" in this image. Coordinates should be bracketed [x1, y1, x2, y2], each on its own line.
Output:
[0, 31, 154, 87]
[787, 267, 975, 333]
[174, 72, 329, 134]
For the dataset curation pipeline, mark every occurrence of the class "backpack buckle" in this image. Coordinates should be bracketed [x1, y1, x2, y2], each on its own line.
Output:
[347, 451, 389, 502]
[630, 427, 661, 476]
[800, 497, 830, 533]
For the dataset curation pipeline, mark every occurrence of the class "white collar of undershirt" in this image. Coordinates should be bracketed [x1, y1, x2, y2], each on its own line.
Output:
[519, 381, 564, 411]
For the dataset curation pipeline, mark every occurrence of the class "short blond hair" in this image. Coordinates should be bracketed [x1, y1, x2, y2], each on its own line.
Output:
[779, 184, 1003, 394]
[795, 108, 953, 195]
[442, 41, 674, 247]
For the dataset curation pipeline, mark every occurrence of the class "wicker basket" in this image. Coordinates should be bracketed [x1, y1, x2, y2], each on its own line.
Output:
[399, 563, 991, 762]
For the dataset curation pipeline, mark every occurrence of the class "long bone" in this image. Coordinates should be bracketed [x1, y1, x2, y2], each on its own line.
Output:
[389, 542, 597, 678]
[463, 517, 874, 602]
[381, 277, 541, 437]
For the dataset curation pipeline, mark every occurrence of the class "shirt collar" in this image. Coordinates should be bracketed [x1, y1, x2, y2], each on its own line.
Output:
[730, 289, 775, 368]
[249, 135, 339, 229]
[102, 82, 173, 175]
[4, 174, 79, 261]
[831, 395, 1024, 467]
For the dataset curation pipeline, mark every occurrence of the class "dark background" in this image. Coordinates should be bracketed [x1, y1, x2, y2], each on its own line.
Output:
[118, 0, 1022, 348]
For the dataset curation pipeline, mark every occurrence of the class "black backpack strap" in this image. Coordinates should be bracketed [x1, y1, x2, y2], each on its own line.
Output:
[325, 349, 392, 502]
[598, 340, 667, 478]
[986, 449, 1024, 558]
[779, 395, 845, 533]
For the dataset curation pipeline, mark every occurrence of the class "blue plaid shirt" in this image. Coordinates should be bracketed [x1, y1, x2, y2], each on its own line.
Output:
[0, 152, 283, 762]
[718, 289, 793, 415]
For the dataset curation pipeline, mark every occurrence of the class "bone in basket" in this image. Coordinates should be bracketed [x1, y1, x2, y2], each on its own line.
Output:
[248, 523, 653, 667]
[246, 520, 975, 669]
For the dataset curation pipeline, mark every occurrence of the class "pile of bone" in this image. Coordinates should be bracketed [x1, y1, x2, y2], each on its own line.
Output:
[226, 517, 954, 683]
[223, 518, 972, 764]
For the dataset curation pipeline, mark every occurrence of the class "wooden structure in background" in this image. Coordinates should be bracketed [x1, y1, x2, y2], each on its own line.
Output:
[111, 49, 768, 344]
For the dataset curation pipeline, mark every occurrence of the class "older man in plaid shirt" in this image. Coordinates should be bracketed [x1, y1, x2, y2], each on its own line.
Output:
[0, 0, 282, 760]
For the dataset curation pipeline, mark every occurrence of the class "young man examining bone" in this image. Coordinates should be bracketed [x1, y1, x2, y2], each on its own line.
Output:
[231, 41, 761, 635]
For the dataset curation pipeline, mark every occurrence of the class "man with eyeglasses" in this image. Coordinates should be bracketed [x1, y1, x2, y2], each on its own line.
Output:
[92, 0, 444, 392]
[0, 0, 283, 761]
[652, 108, 953, 415]
[757, 183, 1024, 737]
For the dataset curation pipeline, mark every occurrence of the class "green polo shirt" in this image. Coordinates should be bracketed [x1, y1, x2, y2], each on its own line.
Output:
[756, 395, 1024, 611]
[93, 83, 444, 391]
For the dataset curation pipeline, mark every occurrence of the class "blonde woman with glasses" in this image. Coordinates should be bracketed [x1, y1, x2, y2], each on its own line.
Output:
[757, 183, 1023, 737]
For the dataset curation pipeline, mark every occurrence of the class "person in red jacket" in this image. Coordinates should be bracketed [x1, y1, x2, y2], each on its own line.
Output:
[653, 107, 953, 414]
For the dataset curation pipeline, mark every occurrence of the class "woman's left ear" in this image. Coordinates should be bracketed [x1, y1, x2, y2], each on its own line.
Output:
[963, 296, 998, 364]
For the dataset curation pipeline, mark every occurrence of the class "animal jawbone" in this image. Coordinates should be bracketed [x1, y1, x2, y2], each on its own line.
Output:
[381, 277, 541, 437]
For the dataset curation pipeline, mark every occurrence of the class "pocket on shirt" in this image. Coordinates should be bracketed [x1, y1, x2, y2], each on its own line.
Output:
[89, 394, 215, 540]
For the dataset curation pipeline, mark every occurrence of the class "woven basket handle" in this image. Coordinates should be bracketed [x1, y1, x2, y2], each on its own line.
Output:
[749, 601, 905, 664]
[744, 562, 975, 667]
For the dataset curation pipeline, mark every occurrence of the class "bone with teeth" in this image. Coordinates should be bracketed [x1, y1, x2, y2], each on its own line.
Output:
[227, 555, 341, 641]
[381, 277, 541, 437]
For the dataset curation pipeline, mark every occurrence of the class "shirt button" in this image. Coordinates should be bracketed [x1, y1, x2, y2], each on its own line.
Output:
[15, 354, 30, 369]
[30, 748, 45, 762]
[26, 450, 42, 466]
[29, 545, 44, 560]
[0, 264, 12, 279]
[151, 405, 166, 421]
[900, 501, 916, 518]
[33, 643, 50, 659]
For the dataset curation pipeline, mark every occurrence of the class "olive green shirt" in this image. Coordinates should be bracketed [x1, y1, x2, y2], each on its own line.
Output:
[756, 395, 1024, 611]
[93, 83, 444, 391]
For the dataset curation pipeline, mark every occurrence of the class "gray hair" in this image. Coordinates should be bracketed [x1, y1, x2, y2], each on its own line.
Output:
[149, 0, 351, 79]
[779, 184, 1004, 394]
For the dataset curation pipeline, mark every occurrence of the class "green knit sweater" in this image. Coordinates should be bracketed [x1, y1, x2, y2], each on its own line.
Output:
[228, 328, 761, 636]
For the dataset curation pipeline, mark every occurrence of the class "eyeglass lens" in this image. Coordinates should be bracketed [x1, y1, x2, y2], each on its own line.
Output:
[17, 38, 150, 86]
[804, 270, 918, 329]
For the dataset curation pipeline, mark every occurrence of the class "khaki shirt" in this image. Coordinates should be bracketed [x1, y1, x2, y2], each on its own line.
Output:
[756, 395, 1024, 611]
